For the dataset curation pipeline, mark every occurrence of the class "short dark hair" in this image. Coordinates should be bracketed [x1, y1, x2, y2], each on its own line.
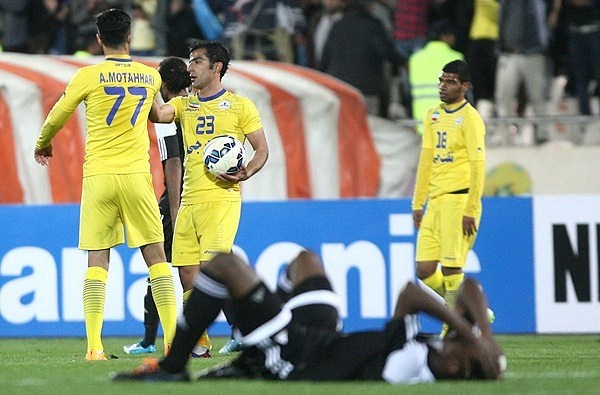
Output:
[442, 59, 471, 83]
[188, 40, 230, 79]
[95, 8, 131, 49]
[158, 57, 191, 94]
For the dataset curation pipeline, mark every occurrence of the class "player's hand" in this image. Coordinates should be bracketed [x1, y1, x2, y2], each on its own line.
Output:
[471, 336, 505, 380]
[217, 165, 250, 183]
[412, 209, 423, 229]
[462, 216, 477, 237]
[34, 144, 53, 166]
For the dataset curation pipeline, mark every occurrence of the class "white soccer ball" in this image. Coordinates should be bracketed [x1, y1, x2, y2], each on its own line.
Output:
[203, 135, 246, 176]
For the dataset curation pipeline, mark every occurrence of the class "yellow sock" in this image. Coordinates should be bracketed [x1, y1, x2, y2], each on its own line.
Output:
[423, 270, 445, 296]
[83, 267, 107, 352]
[182, 289, 192, 306]
[149, 262, 177, 348]
[442, 273, 465, 309]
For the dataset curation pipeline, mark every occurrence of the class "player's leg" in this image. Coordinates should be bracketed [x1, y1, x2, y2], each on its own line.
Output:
[141, 279, 159, 349]
[123, 277, 158, 354]
[83, 250, 110, 361]
[140, 243, 177, 353]
[122, 173, 177, 354]
[190, 262, 212, 358]
[283, 250, 340, 330]
[79, 174, 124, 361]
[415, 197, 444, 296]
[112, 253, 267, 381]
[193, 200, 242, 357]
[439, 194, 478, 310]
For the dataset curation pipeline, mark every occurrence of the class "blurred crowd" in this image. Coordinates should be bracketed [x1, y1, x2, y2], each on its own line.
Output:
[0, 0, 598, 135]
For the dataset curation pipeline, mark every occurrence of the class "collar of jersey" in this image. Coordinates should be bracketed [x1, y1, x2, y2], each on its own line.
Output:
[105, 54, 133, 62]
[197, 89, 226, 102]
[443, 99, 468, 114]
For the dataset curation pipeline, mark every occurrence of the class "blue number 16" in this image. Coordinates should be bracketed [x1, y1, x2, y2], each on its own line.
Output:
[104, 86, 148, 126]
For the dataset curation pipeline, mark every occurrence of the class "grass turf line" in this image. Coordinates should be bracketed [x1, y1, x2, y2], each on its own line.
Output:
[0, 335, 599, 395]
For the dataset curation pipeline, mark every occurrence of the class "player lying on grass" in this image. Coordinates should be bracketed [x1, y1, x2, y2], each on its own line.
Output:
[112, 251, 506, 383]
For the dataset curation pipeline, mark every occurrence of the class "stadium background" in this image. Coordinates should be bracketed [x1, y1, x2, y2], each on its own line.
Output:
[1, 55, 599, 337]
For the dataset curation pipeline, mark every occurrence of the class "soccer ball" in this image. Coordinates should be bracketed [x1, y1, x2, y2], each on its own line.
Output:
[203, 135, 246, 176]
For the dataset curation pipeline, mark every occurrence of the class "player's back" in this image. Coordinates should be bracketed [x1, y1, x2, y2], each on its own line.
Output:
[74, 56, 161, 176]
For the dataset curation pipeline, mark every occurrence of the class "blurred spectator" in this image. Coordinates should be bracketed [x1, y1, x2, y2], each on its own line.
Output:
[495, 0, 554, 144]
[408, 19, 463, 133]
[466, 0, 499, 118]
[391, 0, 430, 118]
[561, 0, 600, 115]
[320, 0, 404, 118]
[222, 0, 306, 63]
[74, 25, 103, 57]
[28, 0, 72, 54]
[429, 0, 473, 54]
[307, 0, 347, 68]
[1, 0, 31, 53]
[165, 0, 204, 58]
[392, 0, 429, 58]
[70, 0, 126, 53]
[130, 0, 157, 56]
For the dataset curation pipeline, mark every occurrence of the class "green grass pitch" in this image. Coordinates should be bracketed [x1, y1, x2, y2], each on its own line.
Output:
[1, 335, 599, 395]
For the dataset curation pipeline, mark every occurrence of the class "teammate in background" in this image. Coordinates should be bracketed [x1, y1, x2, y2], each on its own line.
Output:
[34, 8, 178, 360]
[148, 40, 269, 356]
[111, 250, 506, 383]
[124, 57, 190, 355]
[412, 59, 486, 327]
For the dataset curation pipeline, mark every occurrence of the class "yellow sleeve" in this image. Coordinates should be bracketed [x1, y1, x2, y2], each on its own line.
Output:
[241, 97, 263, 133]
[36, 102, 73, 149]
[412, 147, 433, 210]
[464, 110, 486, 216]
[465, 159, 485, 216]
[168, 96, 184, 122]
[36, 69, 88, 149]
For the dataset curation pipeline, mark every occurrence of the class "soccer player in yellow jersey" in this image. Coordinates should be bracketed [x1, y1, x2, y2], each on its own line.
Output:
[149, 40, 269, 356]
[412, 60, 486, 319]
[33, 8, 177, 361]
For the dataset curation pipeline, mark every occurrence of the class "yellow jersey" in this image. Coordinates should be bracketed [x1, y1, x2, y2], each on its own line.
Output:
[37, 54, 161, 176]
[169, 89, 262, 204]
[413, 99, 486, 215]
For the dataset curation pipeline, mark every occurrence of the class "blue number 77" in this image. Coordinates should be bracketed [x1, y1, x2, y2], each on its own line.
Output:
[104, 86, 148, 126]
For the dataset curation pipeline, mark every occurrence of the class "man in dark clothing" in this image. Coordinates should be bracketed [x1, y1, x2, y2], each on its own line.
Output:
[319, 0, 405, 118]
[112, 250, 506, 384]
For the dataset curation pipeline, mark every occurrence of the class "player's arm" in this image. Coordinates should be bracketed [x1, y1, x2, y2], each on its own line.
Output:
[393, 282, 476, 342]
[412, 116, 433, 228]
[455, 278, 492, 337]
[163, 134, 182, 225]
[35, 72, 86, 165]
[218, 128, 269, 183]
[455, 278, 505, 379]
[149, 100, 176, 124]
[463, 115, 486, 235]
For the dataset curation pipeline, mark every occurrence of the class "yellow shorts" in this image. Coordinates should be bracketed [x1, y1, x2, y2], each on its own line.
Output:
[79, 173, 163, 250]
[171, 200, 241, 266]
[415, 193, 481, 268]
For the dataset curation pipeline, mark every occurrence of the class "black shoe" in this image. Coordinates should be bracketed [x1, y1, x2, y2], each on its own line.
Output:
[110, 357, 190, 382]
